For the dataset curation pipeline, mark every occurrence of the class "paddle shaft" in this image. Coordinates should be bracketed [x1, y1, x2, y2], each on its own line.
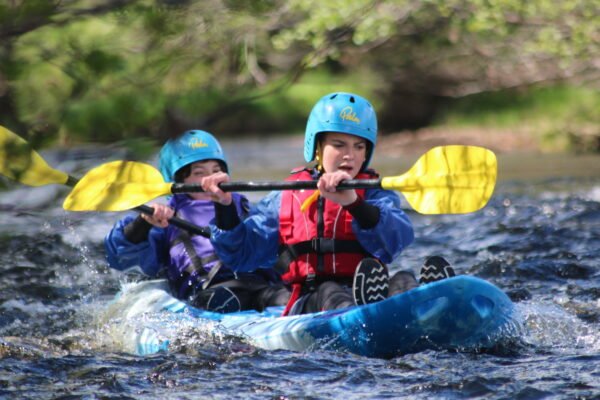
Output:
[60, 145, 497, 214]
[135, 205, 210, 237]
[171, 178, 383, 193]
[69, 175, 210, 237]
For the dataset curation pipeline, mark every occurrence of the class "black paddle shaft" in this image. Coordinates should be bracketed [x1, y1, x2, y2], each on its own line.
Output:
[170, 178, 384, 193]
[134, 205, 210, 238]
[162, 179, 380, 238]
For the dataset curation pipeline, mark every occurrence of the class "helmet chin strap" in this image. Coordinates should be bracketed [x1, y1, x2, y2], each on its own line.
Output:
[315, 141, 324, 174]
[301, 141, 324, 213]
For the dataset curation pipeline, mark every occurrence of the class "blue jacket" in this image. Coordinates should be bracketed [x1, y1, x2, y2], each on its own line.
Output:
[104, 193, 249, 298]
[210, 187, 414, 273]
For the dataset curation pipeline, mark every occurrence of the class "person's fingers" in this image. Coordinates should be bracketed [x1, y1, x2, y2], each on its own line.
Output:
[319, 173, 345, 192]
[139, 204, 173, 227]
[199, 173, 233, 205]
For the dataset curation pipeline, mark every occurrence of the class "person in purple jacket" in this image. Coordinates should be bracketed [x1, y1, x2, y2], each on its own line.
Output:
[200, 92, 452, 316]
[104, 130, 289, 313]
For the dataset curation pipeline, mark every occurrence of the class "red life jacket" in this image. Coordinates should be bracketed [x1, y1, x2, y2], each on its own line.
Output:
[277, 168, 378, 314]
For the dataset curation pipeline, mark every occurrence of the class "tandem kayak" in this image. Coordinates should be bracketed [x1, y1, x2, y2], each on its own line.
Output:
[103, 275, 521, 359]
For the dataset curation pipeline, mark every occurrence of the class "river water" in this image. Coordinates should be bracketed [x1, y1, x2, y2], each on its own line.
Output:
[0, 136, 599, 399]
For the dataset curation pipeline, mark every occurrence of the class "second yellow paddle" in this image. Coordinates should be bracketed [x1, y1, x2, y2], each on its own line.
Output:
[0, 126, 210, 237]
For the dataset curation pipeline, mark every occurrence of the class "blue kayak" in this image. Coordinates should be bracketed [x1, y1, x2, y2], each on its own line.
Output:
[106, 276, 520, 359]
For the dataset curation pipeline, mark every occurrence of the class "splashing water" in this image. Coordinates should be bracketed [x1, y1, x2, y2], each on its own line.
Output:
[1, 145, 599, 398]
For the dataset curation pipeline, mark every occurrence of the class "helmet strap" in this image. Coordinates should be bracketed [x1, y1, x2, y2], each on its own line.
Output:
[315, 141, 324, 173]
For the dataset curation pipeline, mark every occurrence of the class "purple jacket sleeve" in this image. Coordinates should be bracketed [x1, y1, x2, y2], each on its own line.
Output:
[210, 191, 282, 272]
[104, 215, 169, 277]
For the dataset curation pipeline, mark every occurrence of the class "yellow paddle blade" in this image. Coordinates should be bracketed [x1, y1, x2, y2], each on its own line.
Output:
[381, 145, 497, 214]
[63, 161, 172, 211]
[0, 126, 69, 186]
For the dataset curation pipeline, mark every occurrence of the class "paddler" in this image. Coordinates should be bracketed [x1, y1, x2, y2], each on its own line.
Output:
[104, 130, 290, 313]
[201, 92, 452, 316]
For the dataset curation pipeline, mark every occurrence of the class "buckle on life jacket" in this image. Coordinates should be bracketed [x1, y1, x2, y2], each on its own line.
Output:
[304, 273, 317, 293]
[311, 238, 335, 253]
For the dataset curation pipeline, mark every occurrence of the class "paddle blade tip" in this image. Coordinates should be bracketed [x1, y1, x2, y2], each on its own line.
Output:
[62, 160, 171, 211]
[387, 145, 498, 215]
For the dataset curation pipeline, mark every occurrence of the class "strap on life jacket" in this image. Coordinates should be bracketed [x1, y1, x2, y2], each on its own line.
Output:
[176, 229, 224, 291]
[275, 239, 368, 275]
[316, 196, 325, 272]
[176, 229, 270, 293]
[282, 283, 302, 316]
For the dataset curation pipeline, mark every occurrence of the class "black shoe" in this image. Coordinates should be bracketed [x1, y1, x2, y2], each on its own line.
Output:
[205, 287, 241, 313]
[353, 258, 389, 306]
[419, 256, 456, 284]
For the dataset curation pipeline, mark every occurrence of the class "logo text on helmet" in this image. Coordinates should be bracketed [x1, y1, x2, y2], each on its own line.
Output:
[189, 137, 209, 149]
[339, 106, 360, 123]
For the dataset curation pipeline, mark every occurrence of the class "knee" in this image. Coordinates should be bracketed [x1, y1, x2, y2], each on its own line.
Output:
[318, 281, 344, 294]
[389, 270, 418, 296]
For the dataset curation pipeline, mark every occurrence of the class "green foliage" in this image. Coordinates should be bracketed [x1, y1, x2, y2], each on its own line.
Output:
[0, 0, 597, 151]
[63, 89, 166, 141]
[272, 0, 599, 59]
[0, 0, 55, 31]
[82, 49, 125, 76]
[205, 67, 384, 134]
[116, 136, 160, 160]
[286, 67, 383, 110]
[541, 91, 600, 153]
[435, 85, 600, 153]
[435, 86, 600, 127]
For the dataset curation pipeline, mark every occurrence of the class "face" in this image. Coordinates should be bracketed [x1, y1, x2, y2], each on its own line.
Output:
[319, 132, 367, 178]
[183, 160, 223, 200]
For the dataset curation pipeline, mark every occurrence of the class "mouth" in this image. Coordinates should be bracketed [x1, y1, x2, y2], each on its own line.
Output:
[338, 165, 354, 173]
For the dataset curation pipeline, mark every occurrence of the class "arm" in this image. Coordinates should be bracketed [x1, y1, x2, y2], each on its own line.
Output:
[104, 214, 169, 277]
[210, 191, 282, 272]
[351, 189, 414, 263]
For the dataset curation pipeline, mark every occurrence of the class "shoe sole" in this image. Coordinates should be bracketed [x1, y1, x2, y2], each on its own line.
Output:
[420, 256, 456, 284]
[353, 259, 389, 306]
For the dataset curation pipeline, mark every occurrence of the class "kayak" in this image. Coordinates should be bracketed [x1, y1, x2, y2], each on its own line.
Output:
[103, 275, 520, 359]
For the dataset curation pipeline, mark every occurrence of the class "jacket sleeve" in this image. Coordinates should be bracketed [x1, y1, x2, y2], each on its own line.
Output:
[104, 215, 169, 277]
[353, 189, 414, 263]
[210, 191, 281, 272]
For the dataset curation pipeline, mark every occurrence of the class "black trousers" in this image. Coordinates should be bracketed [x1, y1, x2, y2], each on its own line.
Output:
[197, 274, 290, 312]
[300, 270, 418, 314]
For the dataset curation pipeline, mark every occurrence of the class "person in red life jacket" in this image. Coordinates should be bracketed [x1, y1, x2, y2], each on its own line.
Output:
[104, 130, 290, 313]
[201, 92, 420, 316]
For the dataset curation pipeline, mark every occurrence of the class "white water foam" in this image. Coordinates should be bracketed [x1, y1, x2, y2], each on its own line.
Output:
[516, 301, 600, 353]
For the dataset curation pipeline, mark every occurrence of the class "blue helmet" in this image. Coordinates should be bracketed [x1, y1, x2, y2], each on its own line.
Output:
[158, 130, 228, 182]
[304, 92, 378, 168]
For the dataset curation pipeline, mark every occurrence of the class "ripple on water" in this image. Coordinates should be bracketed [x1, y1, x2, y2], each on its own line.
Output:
[1, 169, 599, 398]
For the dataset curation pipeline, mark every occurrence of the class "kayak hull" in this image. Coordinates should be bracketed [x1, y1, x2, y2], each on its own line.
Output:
[105, 275, 520, 359]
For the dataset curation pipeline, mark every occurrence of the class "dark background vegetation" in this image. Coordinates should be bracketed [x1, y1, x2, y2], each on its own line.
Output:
[1, 0, 598, 155]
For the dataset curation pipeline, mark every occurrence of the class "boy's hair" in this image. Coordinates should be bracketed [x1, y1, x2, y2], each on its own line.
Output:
[173, 160, 227, 183]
